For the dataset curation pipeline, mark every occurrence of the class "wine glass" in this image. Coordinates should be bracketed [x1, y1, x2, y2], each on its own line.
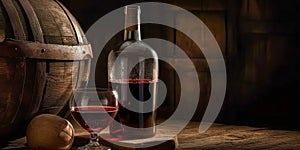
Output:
[70, 88, 118, 150]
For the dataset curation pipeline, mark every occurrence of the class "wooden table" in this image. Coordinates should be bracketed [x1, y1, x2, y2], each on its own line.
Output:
[2, 121, 300, 149]
[177, 122, 300, 149]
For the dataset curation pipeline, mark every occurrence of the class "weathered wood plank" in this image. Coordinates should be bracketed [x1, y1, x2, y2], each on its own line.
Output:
[174, 0, 226, 11]
[0, 2, 6, 42]
[19, 0, 44, 43]
[71, 119, 178, 150]
[39, 61, 75, 115]
[3, 122, 300, 149]
[1, 0, 27, 40]
[177, 122, 300, 149]
[29, 0, 77, 45]
[55, 0, 86, 44]
[175, 11, 226, 58]
[0, 58, 15, 123]
[0, 0, 91, 140]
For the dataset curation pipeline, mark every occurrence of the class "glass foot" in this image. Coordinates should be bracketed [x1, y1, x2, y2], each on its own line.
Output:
[77, 143, 111, 150]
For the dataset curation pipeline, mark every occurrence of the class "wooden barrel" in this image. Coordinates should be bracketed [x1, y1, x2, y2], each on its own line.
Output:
[0, 0, 92, 140]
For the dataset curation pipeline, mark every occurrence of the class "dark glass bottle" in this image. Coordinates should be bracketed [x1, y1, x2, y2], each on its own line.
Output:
[108, 5, 158, 139]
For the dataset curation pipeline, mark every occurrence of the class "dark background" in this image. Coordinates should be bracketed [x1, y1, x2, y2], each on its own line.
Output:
[59, 0, 300, 129]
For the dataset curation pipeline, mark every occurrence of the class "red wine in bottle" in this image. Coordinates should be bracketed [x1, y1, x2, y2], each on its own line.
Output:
[109, 79, 156, 139]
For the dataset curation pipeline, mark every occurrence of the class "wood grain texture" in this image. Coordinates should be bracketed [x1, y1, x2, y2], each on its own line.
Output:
[175, 11, 226, 58]
[1, 0, 26, 40]
[174, 0, 226, 11]
[2, 121, 300, 149]
[55, 0, 87, 44]
[29, 0, 77, 45]
[19, 0, 44, 42]
[0, 2, 6, 42]
[0, 58, 17, 123]
[71, 118, 178, 150]
[0, 0, 91, 140]
[177, 122, 300, 150]
[39, 61, 74, 114]
[0, 58, 26, 139]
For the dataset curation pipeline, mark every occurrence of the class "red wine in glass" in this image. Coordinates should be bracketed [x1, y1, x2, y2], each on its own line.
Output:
[109, 79, 156, 139]
[70, 88, 118, 150]
[71, 106, 118, 132]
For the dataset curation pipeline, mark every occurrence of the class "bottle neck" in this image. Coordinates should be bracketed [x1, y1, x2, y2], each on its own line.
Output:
[124, 27, 141, 41]
[124, 5, 141, 41]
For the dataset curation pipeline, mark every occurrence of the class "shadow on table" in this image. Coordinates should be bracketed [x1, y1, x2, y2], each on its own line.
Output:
[0, 137, 27, 150]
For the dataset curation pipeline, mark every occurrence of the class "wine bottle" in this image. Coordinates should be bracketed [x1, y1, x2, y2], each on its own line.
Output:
[108, 5, 158, 139]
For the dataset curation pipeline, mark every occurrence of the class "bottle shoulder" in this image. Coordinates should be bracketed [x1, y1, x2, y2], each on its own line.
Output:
[112, 40, 157, 56]
[118, 40, 134, 50]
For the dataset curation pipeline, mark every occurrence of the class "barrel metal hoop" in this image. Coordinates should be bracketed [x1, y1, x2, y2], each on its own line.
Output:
[1, 0, 26, 40]
[0, 39, 93, 60]
[19, 0, 44, 43]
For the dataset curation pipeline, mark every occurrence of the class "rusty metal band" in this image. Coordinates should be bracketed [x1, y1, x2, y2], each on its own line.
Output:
[55, 0, 84, 45]
[17, 0, 46, 123]
[1, 0, 26, 125]
[18, 0, 46, 120]
[19, 0, 44, 43]
[1, 0, 26, 40]
[0, 39, 93, 60]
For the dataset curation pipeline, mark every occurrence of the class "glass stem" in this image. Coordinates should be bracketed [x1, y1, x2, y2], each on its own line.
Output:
[89, 132, 100, 146]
